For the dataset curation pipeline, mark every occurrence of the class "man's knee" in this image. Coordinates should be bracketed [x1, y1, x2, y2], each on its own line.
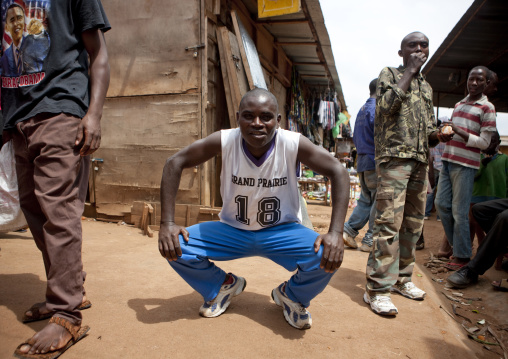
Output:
[434, 195, 442, 208]
[471, 202, 486, 222]
[496, 209, 508, 224]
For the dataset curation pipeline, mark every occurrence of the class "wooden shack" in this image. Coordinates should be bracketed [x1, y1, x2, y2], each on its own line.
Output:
[92, 0, 347, 225]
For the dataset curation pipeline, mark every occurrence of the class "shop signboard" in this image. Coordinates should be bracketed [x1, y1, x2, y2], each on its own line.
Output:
[258, 0, 301, 18]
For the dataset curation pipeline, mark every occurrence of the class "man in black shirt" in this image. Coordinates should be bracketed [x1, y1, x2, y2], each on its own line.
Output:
[1, 0, 110, 356]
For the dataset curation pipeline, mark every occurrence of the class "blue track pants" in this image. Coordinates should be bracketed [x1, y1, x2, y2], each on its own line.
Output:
[169, 221, 335, 307]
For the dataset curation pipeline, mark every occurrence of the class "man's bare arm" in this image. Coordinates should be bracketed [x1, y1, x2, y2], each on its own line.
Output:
[297, 137, 349, 233]
[159, 131, 221, 260]
[161, 132, 221, 223]
[297, 136, 350, 272]
[77, 28, 110, 156]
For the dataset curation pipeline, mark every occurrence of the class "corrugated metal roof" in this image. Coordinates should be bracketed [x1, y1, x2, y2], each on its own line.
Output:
[239, 0, 347, 110]
[422, 0, 508, 112]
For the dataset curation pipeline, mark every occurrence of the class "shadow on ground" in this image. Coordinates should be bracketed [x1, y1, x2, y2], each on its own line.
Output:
[0, 233, 32, 240]
[0, 273, 47, 322]
[128, 290, 307, 339]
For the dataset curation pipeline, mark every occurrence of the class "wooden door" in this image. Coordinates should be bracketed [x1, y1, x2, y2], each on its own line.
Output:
[217, 26, 250, 128]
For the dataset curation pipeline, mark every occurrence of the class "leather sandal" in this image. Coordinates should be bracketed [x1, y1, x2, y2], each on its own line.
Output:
[491, 279, 508, 292]
[14, 317, 90, 359]
[22, 300, 92, 323]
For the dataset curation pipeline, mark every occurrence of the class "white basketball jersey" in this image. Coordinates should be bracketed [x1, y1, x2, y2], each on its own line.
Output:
[219, 128, 302, 231]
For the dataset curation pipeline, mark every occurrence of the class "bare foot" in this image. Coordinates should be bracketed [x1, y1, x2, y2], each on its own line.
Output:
[24, 302, 51, 320]
[436, 251, 452, 259]
[17, 322, 72, 355]
[24, 295, 88, 320]
[437, 235, 452, 259]
[449, 257, 470, 265]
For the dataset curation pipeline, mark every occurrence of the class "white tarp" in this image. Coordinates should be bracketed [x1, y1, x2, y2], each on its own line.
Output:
[0, 141, 27, 232]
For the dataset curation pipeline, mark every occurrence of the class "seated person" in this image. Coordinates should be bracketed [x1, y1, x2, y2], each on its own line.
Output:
[158, 88, 350, 329]
[470, 132, 508, 246]
[447, 198, 508, 290]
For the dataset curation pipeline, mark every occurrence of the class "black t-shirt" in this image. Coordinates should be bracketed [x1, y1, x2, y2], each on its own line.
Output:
[0, 0, 110, 130]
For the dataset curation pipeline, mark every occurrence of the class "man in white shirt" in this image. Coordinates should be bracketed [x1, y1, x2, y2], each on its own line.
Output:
[159, 88, 350, 330]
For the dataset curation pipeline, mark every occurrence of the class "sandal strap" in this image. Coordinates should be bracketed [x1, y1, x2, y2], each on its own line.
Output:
[49, 316, 80, 341]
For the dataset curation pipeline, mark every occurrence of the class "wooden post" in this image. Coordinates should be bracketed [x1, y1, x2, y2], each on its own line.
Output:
[140, 203, 148, 234]
[185, 205, 191, 227]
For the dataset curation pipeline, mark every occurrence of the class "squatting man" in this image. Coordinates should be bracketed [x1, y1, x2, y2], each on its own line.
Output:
[158, 88, 350, 329]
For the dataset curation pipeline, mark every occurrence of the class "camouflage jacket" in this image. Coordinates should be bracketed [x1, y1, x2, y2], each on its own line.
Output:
[374, 66, 438, 164]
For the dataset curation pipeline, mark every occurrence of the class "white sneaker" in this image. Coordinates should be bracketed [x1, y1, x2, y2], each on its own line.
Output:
[199, 273, 246, 318]
[390, 282, 426, 300]
[424, 216, 430, 220]
[363, 292, 398, 316]
[343, 232, 358, 249]
[272, 282, 312, 329]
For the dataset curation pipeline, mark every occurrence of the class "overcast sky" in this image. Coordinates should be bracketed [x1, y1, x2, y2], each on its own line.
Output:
[320, 0, 508, 136]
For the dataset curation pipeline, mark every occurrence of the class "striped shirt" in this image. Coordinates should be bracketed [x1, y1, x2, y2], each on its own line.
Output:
[442, 95, 496, 169]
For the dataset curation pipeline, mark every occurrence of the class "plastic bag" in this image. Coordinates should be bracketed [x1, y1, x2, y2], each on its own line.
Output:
[0, 141, 27, 232]
[332, 121, 340, 139]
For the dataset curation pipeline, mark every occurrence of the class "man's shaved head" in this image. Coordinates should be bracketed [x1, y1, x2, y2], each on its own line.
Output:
[401, 31, 428, 49]
[239, 88, 279, 113]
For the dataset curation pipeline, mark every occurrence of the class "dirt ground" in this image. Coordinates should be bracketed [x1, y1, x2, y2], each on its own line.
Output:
[0, 202, 507, 359]
[309, 201, 508, 358]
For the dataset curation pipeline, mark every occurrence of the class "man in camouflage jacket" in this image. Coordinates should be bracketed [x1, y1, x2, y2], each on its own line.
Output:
[363, 32, 453, 316]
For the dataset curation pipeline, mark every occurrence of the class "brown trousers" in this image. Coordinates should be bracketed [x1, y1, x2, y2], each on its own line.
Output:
[11, 113, 89, 325]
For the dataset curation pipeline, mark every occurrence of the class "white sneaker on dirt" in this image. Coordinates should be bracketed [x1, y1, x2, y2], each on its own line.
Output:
[343, 232, 358, 249]
[199, 273, 246, 318]
[390, 282, 426, 300]
[272, 282, 312, 329]
[359, 243, 372, 252]
[363, 292, 398, 316]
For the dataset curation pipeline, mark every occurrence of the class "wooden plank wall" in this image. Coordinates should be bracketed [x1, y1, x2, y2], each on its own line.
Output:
[260, 68, 288, 129]
[204, 0, 229, 207]
[104, 0, 201, 96]
[96, 0, 203, 216]
[96, 94, 201, 216]
[273, 77, 288, 129]
[93, 0, 294, 217]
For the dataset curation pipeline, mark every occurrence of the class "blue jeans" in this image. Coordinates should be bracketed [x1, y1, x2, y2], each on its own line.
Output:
[168, 222, 334, 307]
[424, 170, 440, 217]
[435, 161, 476, 259]
[343, 170, 377, 246]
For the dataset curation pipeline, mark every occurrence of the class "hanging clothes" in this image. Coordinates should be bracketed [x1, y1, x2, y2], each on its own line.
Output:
[317, 100, 335, 130]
